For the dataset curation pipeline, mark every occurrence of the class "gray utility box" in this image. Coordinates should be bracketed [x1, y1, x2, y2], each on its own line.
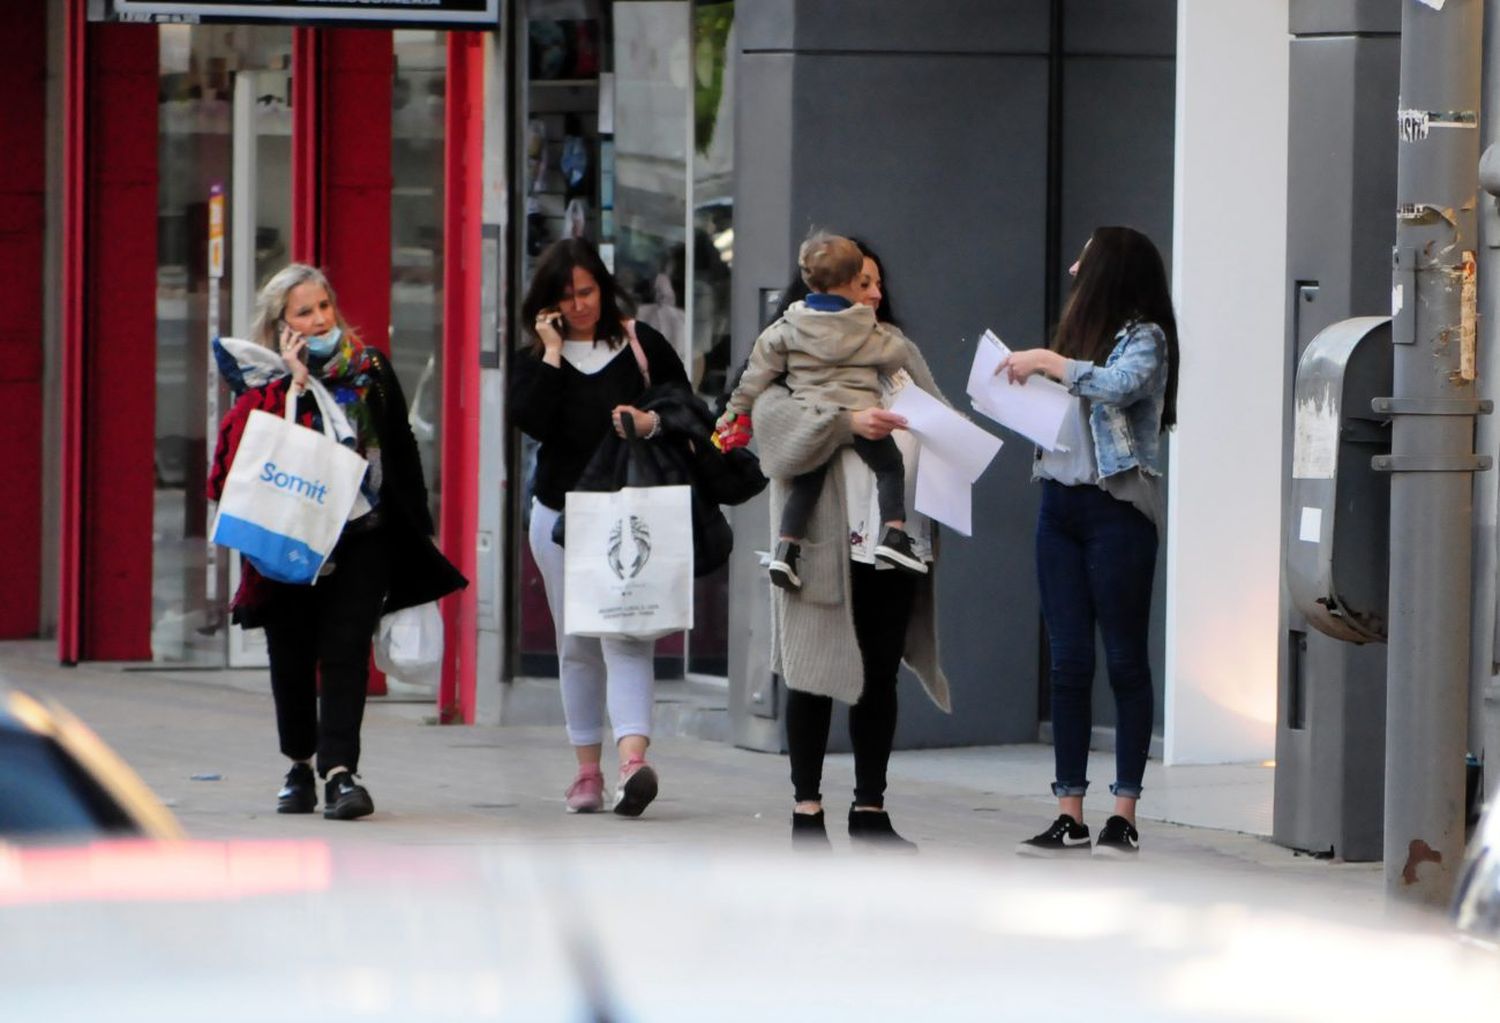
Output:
[1286, 316, 1393, 643]
[1277, 316, 1391, 861]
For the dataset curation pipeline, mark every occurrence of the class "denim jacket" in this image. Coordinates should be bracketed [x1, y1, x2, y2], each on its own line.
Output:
[1061, 320, 1168, 479]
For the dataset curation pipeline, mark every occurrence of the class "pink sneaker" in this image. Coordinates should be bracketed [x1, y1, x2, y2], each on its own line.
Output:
[565, 766, 605, 814]
[612, 757, 659, 817]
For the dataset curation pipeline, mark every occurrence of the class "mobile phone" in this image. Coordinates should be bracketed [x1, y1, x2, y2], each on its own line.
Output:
[277, 320, 307, 360]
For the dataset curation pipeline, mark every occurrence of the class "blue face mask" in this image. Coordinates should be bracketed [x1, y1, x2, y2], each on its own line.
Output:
[304, 326, 342, 358]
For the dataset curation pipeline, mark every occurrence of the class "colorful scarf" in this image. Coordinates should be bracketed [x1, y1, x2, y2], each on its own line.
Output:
[310, 334, 385, 512]
[310, 333, 380, 456]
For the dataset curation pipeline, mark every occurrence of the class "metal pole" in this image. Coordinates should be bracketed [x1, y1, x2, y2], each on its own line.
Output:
[1385, 0, 1485, 907]
[1473, 0, 1500, 838]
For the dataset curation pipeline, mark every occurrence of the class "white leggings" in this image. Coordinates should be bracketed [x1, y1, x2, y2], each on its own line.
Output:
[529, 499, 656, 746]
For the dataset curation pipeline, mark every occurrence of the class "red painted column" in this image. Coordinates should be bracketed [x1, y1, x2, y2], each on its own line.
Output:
[291, 28, 324, 268]
[438, 32, 484, 724]
[0, 4, 48, 639]
[291, 29, 392, 348]
[60, 10, 158, 662]
[59, 0, 87, 662]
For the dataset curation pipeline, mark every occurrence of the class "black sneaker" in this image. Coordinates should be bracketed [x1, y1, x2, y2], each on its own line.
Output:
[873, 526, 928, 575]
[323, 771, 375, 820]
[276, 762, 316, 814]
[848, 806, 918, 853]
[1093, 815, 1140, 858]
[1016, 813, 1091, 857]
[791, 809, 832, 851]
[769, 540, 803, 591]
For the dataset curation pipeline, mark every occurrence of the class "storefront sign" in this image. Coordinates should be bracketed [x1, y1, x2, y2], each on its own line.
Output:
[95, 1, 499, 28]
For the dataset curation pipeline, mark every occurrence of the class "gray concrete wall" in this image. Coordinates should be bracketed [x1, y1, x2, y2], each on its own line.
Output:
[730, 1, 1177, 751]
[1059, 0, 1176, 736]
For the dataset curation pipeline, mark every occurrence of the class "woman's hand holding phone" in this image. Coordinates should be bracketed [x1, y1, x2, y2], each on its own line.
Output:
[277, 322, 311, 390]
[533, 308, 566, 366]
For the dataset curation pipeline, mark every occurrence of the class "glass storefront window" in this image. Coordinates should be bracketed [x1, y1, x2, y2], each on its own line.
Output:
[392, 30, 448, 535]
[513, 0, 734, 680]
[153, 25, 293, 665]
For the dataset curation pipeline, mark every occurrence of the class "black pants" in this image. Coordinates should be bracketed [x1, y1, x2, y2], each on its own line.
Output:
[779, 435, 906, 539]
[262, 529, 389, 778]
[786, 561, 918, 807]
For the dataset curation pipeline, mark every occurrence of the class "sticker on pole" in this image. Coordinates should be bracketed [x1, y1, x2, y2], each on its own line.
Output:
[1399, 108, 1478, 143]
[1299, 507, 1323, 545]
[1416, 0, 1446, 10]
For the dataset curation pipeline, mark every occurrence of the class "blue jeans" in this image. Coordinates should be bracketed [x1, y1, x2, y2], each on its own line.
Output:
[1036, 480, 1157, 799]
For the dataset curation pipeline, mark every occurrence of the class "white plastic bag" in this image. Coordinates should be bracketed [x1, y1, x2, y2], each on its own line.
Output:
[374, 602, 444, 686]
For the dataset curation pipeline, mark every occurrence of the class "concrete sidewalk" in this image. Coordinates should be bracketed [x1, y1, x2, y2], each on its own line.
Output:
[0, 641, 1381, 908]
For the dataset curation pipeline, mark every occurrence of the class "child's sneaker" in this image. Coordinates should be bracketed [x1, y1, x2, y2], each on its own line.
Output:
[565, 765, 605, 814]
[1092, 814, 1140, 858]
[613, 757, 659, 817]
[769, 540, 803, 591]
[1015, 813, 1092, 857]
[873, 526, 928, 574]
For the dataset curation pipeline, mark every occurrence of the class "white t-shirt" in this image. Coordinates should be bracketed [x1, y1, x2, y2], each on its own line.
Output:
[842, 369, 935, 566]
[561, 339, 623, 375]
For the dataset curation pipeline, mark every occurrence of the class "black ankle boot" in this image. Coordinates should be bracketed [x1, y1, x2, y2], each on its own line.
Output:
[848, 806, 918, 853]
[791, 810, 831, 850]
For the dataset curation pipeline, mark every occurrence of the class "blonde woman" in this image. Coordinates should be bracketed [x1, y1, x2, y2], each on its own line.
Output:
[208, 264, 465, 821]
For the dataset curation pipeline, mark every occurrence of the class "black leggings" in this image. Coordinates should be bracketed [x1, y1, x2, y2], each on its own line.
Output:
[779, 436, 906, 539]
[786, 561, 918, 807]
[262, 529, 389, 778]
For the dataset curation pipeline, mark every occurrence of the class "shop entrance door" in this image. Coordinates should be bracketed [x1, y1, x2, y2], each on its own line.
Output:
[153, 25, 295, 667]
[222, 68, 294, 668]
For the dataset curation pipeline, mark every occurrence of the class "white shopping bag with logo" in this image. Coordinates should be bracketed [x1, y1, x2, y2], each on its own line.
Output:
[210, 379, 369, 585]
[563, 485, 694, 640]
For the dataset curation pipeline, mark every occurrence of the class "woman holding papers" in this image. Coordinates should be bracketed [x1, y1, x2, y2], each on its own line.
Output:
[749, 239, 952, 853]
[1000, 226, 1179, 859]
[207, 264, 465, 821]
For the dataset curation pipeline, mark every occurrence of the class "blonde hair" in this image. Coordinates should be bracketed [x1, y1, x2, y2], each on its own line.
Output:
[249, 263, 354, 350]
[798, 232, 864, 292]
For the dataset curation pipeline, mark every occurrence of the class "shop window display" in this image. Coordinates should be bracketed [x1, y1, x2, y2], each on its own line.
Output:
[514, 1, 735, 680]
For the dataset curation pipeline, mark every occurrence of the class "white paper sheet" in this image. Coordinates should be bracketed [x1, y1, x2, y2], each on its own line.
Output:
[887, 384, 1003, 483]
[914, 449, 972, 536]
[967, 330, 1077, 451]
[885, 385, 1002, 535]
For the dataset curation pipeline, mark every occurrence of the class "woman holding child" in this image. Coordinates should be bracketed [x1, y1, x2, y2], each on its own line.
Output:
[732, 233, 951, 851]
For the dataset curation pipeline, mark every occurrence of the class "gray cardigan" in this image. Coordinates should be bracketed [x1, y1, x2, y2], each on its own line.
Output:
[750, 334, 952, 712]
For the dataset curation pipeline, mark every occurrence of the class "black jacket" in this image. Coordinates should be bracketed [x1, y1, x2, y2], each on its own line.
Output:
[552, 380, 767, 577]
[510, 321, 689, 510]
[362, 351, 468, 613]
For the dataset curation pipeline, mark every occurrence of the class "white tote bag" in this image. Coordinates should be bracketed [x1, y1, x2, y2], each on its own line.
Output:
[210, 379, 370, 585]
[373, 602, 444, 686]
[563, 484, 694, 640]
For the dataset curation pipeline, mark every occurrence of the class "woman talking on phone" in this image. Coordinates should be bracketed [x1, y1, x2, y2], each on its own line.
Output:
[511, 238, 690, 817]
[208, 263, 464, 821]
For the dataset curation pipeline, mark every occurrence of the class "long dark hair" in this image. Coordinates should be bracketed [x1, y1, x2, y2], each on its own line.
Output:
[1053, 226, 1179, 430]
[770, 235, 900, 327]
[520, 238, 627, 352]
